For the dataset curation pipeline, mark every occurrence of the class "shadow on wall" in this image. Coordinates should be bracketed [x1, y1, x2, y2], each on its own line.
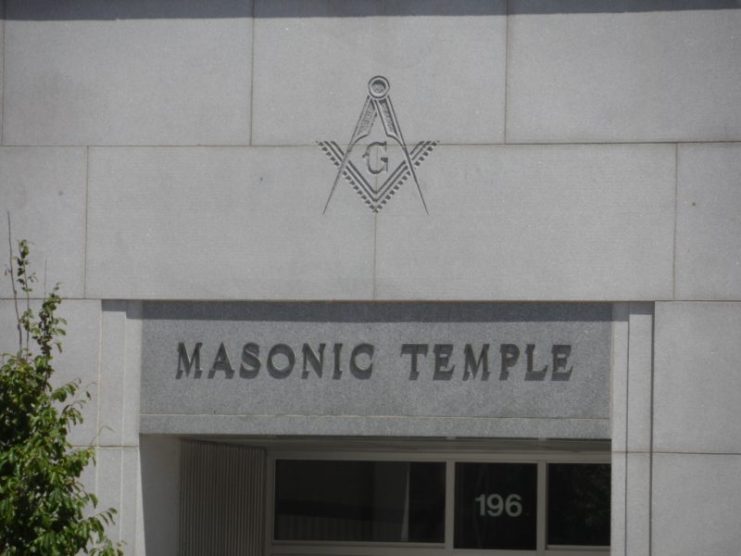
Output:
[3, 0, 740, 21]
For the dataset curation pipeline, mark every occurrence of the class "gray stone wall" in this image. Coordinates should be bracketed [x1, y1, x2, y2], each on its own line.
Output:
[1, 1, 740, 554]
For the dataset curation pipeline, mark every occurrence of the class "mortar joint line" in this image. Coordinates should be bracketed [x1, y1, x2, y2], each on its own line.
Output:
[648, 307, 656, 556]
[248, 0, 256, 146]
[83, 146, 90, 297]
[2, 140, 741, 149]
[372, 211, 378, 299]
[503, 0, 510, 144]
[117, 445, 124, 543]
[1, 0, 7, 146]
[623, 308, 631, 555]
[116, 310, 128, 544]
[672, 143, 679, 300]
[119, 314, 128, 451]
[93, 300, 104, 503]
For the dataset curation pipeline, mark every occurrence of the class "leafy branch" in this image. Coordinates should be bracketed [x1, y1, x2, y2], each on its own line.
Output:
[0, 237, 122, 555]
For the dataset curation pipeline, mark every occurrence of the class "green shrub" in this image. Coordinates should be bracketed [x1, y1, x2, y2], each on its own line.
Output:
[0, 240, 121, 555]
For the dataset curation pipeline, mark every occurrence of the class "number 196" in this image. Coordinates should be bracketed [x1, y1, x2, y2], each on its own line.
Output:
[474, 493, 523, 517]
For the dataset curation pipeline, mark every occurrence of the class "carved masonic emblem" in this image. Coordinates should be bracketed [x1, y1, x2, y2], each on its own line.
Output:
[319, 76, 436, 214]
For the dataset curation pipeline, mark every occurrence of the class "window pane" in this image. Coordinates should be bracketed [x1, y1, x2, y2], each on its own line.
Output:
[547, 463, 610, 546]
[274, 460, 445, 543]
[454, 463, 537, 550]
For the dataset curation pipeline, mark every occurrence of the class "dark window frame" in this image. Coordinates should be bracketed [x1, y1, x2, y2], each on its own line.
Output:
[267, 448, 611, 556]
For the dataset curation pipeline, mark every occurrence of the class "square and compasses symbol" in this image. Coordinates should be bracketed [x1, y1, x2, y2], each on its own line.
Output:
[319, 76, 437, 214]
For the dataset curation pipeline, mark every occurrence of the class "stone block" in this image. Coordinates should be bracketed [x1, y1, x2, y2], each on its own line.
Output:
[0, 12, 4, 141]
[654, 302, 741, 453]
[507, 3, 741, 142]
[141, 413, 609, 439]
[612, 452, 651, 556]
[0, 300, 101, 447]
[610, 304, 629, 452]
[86, 147, 374, 299]
[653, 453, 741, 556]
[54, 301, 102, 448]
[252, 0, 506, 145]
[92, 447, 140, 550]
[120, 447, 141, 554]
[142, 302, 610, 415]
[0, 147, 86, 299]
[140, 436, 180, 556]
[626, 304, 653, 452]
[92, 302, 141, 447]
[96, 447, 123, 543]
[375, 144, 675, 300]
[98, 302, 127, 446]
[122, 303, 143, 447]
[625, 452, 650, 556]
[676, 144, 741, 300]
[139, 301, 612, 439]
[611, 451, 626, 556]
[3, 0, 252, 145]
[79, 461, 97, 514]
[88, 302, 140, 447]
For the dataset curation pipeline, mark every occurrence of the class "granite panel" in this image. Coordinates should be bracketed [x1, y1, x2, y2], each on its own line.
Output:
[97, 302, 145, 448]
[122, 303, 142, 446]
[0, 147, 86, 298]
[55, 301, 102, 448]
[140, 437, 180, 556]
[0, 11, 4, 143]
[252, 0, 506, 145]
[86, 147, 374, 299]
[508, 3, 741, 142]
[626, 304, 653, 452]
[654, 302, 741, 453]
[611, 451, 626, 556]
[100, 301, 141, 447]
[676, 144, 741, 300]
[625, 453, 650, 556]
[140, 302, 612, 438]
[120, 447, 141, 554]
[3, 0, 252, 145]
[79, 462, 97, 515]
[96, 447, 154, 551]
[611, 452, 651, 556]
[96, 447, 123, 542]
[375, 144, 675, 300]
[140, 414, 609, 439]
[98, 302, 127, 446]
[610, 304, 629, 452]
[0, 300, 101, 447]
[653, 453, 741, 556]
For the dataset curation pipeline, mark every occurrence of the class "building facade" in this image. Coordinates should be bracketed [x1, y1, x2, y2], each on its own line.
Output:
[1, 1, 740, 554]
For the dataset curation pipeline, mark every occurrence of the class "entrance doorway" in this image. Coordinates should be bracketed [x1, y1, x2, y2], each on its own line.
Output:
[178, 439, 610, 556]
